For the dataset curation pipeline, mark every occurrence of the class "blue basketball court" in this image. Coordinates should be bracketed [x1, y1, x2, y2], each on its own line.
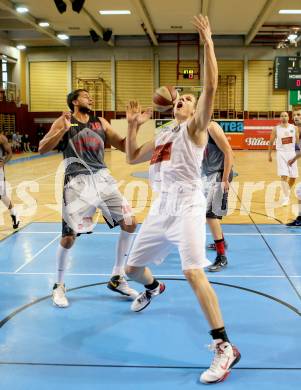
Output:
[0, 223, 300, 389]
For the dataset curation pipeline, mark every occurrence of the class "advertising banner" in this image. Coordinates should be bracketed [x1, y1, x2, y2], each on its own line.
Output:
[244, 120, 278, 150]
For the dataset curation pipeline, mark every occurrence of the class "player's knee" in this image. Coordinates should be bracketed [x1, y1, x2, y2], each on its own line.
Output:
[60, 235, 75, 249]
[125, 265, 138, 277]
[184, 268, 205, 284]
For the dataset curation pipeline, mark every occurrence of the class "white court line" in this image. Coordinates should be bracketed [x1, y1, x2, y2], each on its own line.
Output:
[14, 234, 61, 273]
[17, 231, 301, 236]
[0, 272, 300, 278]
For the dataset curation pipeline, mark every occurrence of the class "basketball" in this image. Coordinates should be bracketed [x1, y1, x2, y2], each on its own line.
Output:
[153, 85, 179, 112]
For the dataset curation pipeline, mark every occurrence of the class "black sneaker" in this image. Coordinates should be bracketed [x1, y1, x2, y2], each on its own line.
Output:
[107, 275, 138, 299]
[286, 218, 301, 227]
[207, 255, 228, 272]
[11, 214, 20, 229]
[207, 241, 228, 250]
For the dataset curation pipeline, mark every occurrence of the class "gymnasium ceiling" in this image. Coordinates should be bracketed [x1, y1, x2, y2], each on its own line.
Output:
[0, 0, 300, 48]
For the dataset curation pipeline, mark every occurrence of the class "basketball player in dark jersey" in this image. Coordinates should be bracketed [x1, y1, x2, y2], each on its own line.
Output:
[0, 131, 20, 229]
[202, 121, 233, 271]
[39, 89, 138, 307]
[287, 108, 301, 226]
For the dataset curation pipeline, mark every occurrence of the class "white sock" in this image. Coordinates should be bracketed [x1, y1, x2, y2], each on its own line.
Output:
[111, 230, 136, 276]
[9, 207, 16, 216]
[56, 244, 70, 284]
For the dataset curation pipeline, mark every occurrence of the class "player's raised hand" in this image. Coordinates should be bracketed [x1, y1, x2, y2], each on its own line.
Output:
[126, 101, 152, 127]
[61, 112, 72, 132]
[56, 112, 71, 133]
[192, 15, 212, 44]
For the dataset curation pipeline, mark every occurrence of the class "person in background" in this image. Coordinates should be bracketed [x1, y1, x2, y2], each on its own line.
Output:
[268, 111, 299, 206]
[22, 134, 31, 152]
[202, 121, 234, 272]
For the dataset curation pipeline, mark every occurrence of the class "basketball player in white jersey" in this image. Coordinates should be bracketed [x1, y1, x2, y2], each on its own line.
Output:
[124, 15, 240, 384]
[0, 131, 20, 229]
[39, 89, 138, 307]
[268, 111, 299, 206]
[287, 108, 301, 226]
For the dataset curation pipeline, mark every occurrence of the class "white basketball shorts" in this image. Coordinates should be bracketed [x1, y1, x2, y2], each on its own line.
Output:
[276, 151, 298, 178]
[127, 192, 211, 271]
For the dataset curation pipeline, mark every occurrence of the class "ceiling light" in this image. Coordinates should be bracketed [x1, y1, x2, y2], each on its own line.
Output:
[279, 10, 301, 14]
[16, 6, 29, 13]
[16, 45, 26, 50]
[99, 10, 131, 15]
[54, 0, 67, 14]
[57, 33, 69, 40]
[38, 21, 50, 27]
[72, 0, 85, 13]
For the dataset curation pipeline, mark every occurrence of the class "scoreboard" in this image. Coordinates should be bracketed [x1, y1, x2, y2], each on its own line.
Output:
[274, 56, 301, 90]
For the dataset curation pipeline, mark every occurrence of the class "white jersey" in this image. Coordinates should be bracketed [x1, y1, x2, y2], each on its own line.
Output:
[149, 120, 205, 193]
[275, 124, 296, 152]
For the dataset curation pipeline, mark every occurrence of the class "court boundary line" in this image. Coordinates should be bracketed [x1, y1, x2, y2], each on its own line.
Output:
[16, 231, 301, 236]
[14, 234, 61, 273]
[0, 272, 300, 278]
[232, 186, 301, 302]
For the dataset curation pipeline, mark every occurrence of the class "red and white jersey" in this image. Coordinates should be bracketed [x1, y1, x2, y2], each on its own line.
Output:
[149, 120, 205, 193]
[275, 124, 297, 152]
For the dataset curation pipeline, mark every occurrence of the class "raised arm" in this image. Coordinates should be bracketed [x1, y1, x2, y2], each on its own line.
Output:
[188, 15, 218, 139]
[268, 127, 276, 162]
[0, 135, 12, 167]
[38, 112, 71, 154]
[208, 121, 234, 191]
[126, 101, 155, 164]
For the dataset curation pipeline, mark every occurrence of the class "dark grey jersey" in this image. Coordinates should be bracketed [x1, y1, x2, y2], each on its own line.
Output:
[202, 133, 224, 176]
[62, 115, 107, 177]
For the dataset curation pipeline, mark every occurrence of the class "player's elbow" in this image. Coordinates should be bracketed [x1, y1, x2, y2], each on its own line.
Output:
[126, 155, 137, 165]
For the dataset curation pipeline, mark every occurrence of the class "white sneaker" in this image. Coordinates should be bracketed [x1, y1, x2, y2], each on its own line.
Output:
[131, 282, 165, 312]
[280, 197, 289, 206]
[52, 283, 69, 308]
[200, 340, 241, 384]
[107, 275, 139, 300]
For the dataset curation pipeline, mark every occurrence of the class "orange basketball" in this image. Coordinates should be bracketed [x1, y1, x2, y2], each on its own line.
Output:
[153, 85, 179, 112]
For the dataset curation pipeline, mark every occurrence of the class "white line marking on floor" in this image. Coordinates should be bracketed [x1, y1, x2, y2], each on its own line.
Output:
[0, 272, 300, 278]
[17, 231, 301, 236]
[14, 234, 61, 273]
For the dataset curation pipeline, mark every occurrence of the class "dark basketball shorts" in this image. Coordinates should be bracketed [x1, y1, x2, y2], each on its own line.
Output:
[202, 171, 233, 219]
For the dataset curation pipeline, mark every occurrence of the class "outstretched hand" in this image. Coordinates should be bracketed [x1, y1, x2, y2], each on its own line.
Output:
[192, 14, 212, 44]
[60, 111, 72, 132]
[126, 101, 152, 127]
